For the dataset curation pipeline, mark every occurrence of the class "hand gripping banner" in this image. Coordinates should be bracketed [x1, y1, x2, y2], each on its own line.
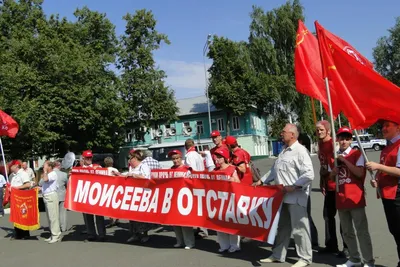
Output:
[65, 168, 284, 243]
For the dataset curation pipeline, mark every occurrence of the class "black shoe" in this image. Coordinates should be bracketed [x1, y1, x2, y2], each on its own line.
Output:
[318, 247, 339, 254]
[85, 236, 96, 242]
[337, 248, 349, 258]
[97, 236, 106, 242]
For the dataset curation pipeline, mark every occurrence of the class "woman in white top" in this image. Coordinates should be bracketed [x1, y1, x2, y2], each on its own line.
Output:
[104, 157, 121, 228]
[126, 151, 156, 243]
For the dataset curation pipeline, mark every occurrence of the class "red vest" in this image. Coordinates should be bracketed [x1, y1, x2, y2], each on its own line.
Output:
[336, 149, 366, 209]
[377, 139, 400, 199]
[318, 139, 336, 191]
[213, 165, 237, 181]
[231, 148, 253, 185]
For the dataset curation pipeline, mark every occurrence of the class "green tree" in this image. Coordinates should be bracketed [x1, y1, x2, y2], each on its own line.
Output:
[118, 9, 178, 141]
[373, 17, 400, 86]
[248, 1, 314, 136]
[207, 37, 256, 135]
[0, 1, 126, 158]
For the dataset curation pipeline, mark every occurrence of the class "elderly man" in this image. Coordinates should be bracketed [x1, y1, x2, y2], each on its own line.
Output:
[260, 124, 314, 267]
[9, 160, 31, 240]
[22, 162, 35, 183]
[54, 160, 68, 232]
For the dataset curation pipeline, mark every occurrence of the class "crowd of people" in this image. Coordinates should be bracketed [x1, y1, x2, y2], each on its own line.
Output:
[2, 119, 400, 267]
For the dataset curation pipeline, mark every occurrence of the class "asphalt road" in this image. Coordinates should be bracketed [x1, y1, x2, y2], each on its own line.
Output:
[0, 151, 396, 267]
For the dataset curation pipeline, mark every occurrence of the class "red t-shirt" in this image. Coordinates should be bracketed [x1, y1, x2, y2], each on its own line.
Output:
[213, 165, 237, 181]
[210, 143, 229, 168]
[318, 139, 336, 191]
[231, 148, 253, 185]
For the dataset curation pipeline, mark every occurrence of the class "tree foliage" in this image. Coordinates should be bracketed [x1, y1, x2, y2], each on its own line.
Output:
[118, 9, 178, 140]
[0, 1, 177, 158]
[207, 0, 316, 137]
[373, 17, 400, 86]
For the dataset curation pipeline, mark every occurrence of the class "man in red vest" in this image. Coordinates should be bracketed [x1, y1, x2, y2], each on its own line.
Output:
[366, 119, 400, 267]
[80, 150, 106, 242]
[316, 120, 348, 257]
[224, 136, 253, 185]
[331, 127, 374, 267]
[210, 130, 228, 168]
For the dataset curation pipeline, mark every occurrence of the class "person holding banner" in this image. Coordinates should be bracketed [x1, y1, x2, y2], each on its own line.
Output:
[330, 127, 374, 267]
[168, 149, 195, 249]
[224, 136, 253, 185]
[260, 124, 314, 267]
[9, 160, 31, 240]
[81, 150, 106, 242]
[212, 147, 241, 253]
[316, 120, 348, 257]
[126, 150, 157, 243]
[210, 130, 228, 168]
[366, 119, 400, 267]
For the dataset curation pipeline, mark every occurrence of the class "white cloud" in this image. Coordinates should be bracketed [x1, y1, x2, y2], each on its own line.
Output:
[157, 59, 211, 98]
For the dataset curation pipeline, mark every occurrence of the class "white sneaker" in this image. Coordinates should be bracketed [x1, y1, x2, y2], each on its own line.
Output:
[48, 238, 61, 244]
[218, 248, 228, 253]
[291, 260, 310, 267]
[363, 264, 375, 267]
[173, 243, 183, 248]
[336, 260, 362, 267]
[184, 246, 193, 250]
[260, 256, 281, 263]
[44, 237, 51, 242]
[228, 247, 241, 253]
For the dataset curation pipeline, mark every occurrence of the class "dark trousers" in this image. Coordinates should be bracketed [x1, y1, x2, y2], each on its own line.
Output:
[308, 196, 319, 246]
[0, 187, 4, 215]
[382, 195, 400, 267]
[14, 227, 30, 239]
[323, 190, 347, 250]
[83, 213, 106, 238]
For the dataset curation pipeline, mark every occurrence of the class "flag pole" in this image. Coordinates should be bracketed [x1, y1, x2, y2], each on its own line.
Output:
[338, 113, 342, 127]
[319, 101, 323, 120]
[323, 77, 339, 192]
[0, 137, 9, 182]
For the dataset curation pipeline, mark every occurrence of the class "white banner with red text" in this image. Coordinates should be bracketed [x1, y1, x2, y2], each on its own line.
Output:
[65, 168, 284, 243]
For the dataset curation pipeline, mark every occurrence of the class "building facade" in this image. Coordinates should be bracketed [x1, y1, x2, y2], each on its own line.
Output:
[123, 96, 272, 157]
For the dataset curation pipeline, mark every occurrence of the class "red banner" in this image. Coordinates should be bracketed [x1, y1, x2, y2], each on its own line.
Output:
[9, 188, 40, 230]
[65, 168, 284, 242]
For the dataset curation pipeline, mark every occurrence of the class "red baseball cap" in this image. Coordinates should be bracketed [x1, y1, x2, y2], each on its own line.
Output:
[214, 148, 230, 160]
[82, 150, 93, 158]
[225, 136, 237, 146]
[336, 126, 352, 137]
[168, 150, 182, 157]
[210, 130, 221, 138]
[129, 149, 136, 155]
[9, 160, 22, 167]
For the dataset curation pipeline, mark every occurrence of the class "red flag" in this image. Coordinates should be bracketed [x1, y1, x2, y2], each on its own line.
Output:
[315, 21, 400, 129]
[9, 188, 40, 231]
[0, 110, 18, 138]
[294, 20, 339, 117]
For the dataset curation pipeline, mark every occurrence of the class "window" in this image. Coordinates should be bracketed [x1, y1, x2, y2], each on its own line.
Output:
[196, 121, 204, 134]
[183, 122, 190, 128]
[217, 118, 225, 132]
[232, 116, 240, 130]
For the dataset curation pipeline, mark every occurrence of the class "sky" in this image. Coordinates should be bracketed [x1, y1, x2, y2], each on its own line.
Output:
[42, 0, 400, 99]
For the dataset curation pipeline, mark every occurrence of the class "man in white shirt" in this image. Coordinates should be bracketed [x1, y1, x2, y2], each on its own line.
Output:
[22, 162, 35, 182]
[260, 124, 314, 267]
[0, 173, 6, 217]
[9, 160, 31, 239]
[41, 161, 61, 243]
[54, 160, 69, 232]
[184, 139, 205, 171]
